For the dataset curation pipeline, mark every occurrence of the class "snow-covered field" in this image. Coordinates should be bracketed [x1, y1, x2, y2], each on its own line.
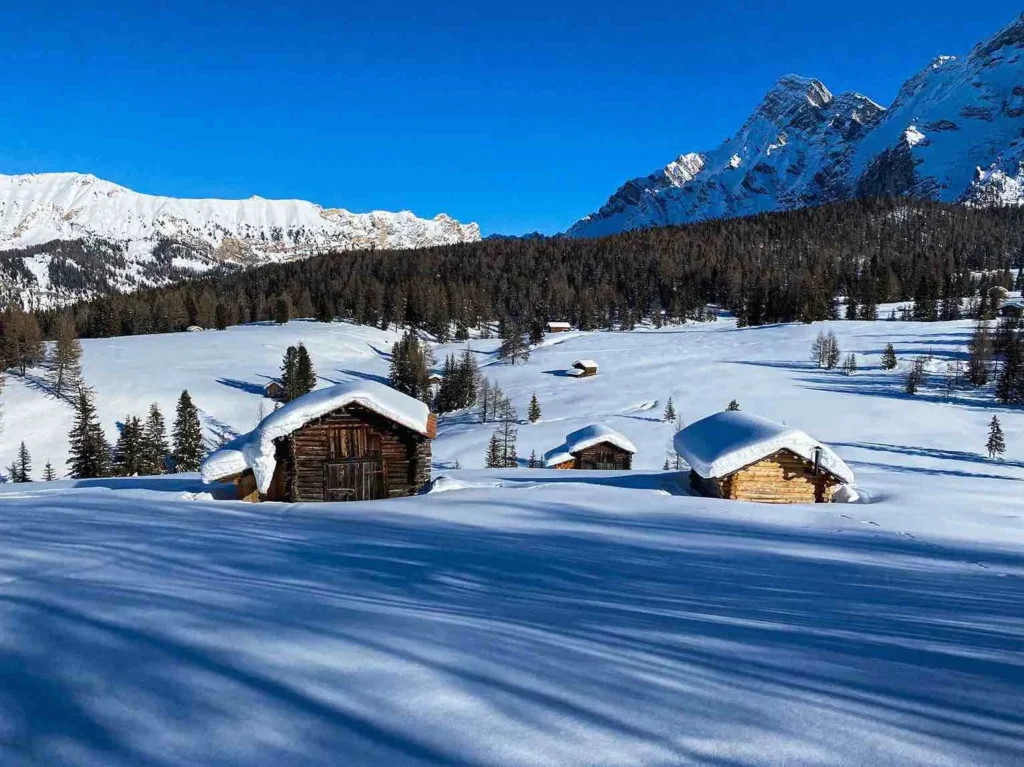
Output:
[1, 316, 1023, 764]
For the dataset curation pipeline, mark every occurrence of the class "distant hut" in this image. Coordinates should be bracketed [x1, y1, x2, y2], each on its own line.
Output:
[263, 380, 286, 401]
[544, 424, 636, 470]
[567, 359, 598, 378]
[428, 374, 443, 396]
[999, 299, 1024, 318]
[674, 411, 853, 504]
[186, 325, 204, 333]
[201, 381, 437, 503]
[547, 321, 572, 334]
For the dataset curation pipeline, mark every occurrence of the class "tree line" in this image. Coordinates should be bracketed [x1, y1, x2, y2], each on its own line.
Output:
[25, 197, 1024, 339]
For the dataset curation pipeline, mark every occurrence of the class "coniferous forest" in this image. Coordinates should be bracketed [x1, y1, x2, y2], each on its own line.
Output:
[26, 198, 1024, 339]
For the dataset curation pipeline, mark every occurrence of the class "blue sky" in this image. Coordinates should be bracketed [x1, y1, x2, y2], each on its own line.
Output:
[0, 2, 1019, 235]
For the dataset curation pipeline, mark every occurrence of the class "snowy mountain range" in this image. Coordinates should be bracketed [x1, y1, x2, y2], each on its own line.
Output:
[569, 13, 1024, 237]
[0, 172, 480, 307]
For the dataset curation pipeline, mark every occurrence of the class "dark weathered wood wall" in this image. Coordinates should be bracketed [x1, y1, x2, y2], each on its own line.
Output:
[573, 442, 632, 470]
[280, 404, 431, 502]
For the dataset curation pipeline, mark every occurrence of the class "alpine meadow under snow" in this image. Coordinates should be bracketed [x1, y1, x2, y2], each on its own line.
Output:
[0, 313, 1022, 765]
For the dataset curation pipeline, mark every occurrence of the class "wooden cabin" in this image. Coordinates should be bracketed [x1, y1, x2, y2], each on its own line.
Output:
[999, 300, 1024, 319]
[263, 380, 286, 401]
[674, 411, 853, 504]
[547, 321, 572, 333]
[568, 359, 598, 378]
[201, 381, 436, 503]
[544, 424, 636, 470]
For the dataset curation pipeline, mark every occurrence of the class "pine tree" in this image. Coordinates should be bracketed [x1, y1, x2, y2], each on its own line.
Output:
[280, 345, 299, 401]
[825, 330, 841, 369]
[43, 461, 56, 482]
[498, 324, 529, 365]
[528, 393, 542, 423]
[987, 416, 1006, 459]
[663, 396, 676, 422]
[495, 399, 518, 467]
[5, 461, 18, 483]
[113, 415, 144, 476]
[274, 295, 291, 324]
[47, 316, 82, 399]
[997, 333, 1024, 404]
[139, 403, 169, 475]
[527, 449, 539, 468]
[881, 343, 898, 371]
[15, 441, 30, 482]
[67, 385, 111, 479]
[905, 358, 926, 396]
[810, 330, 826, 368]
[172, 390, 204, 472]
[293, 344, 317, 399]
[485, 433, 502, 469]
[727, 399, 740, 411]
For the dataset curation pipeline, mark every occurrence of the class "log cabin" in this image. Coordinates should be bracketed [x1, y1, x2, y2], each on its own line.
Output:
[543, 424, 636, 470]
[547, 321, 572, 333]
[999, 299, 1024, 318]
[201, 381, 436, 503]
[673, 411, 853, 504]
[263, 380, 286, 401]
[567, 359, 598, 378]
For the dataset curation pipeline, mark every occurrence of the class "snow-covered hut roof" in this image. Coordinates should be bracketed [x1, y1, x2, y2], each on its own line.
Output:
[547, 321, 571, 330]
[543, 424, 637, 467]
[201, 380, 433, 494]
[572, 359, 598, 370]
[673, 411, 854, 484]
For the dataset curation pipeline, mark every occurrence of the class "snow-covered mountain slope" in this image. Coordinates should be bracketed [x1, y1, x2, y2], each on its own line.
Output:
[570, 13, 1024, 237]
[0, 172, 480, 307]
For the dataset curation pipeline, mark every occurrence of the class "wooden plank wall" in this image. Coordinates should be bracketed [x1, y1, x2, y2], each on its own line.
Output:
[720, 449, 839, 503]
[282, 405, 431, 502]
[573, 442, 633, 470]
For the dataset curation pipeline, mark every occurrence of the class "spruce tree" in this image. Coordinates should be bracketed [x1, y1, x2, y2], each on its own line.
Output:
[274, 295, 291, 324]
[6, 461, 18, 483]
[294, 344, 317, 398]
[967, 322, 993, 387]
[67, 385, 111, 479]
[727, 399, 740, 411]
[997, 334, 1024, 404]
[485, 433, 502, 469]
[113, 415, 144, 476]
[498, 325, 529, 365]
[140, 403, 169, 475]
[280, 345, 299, 401]
[841, 353, 858, 376]
[663, 396, 676, 422]
[905, 358, 925, 396]
[495, 399, 518, 467]
[528, 449, 539, 468]
[43, 461, 56, 482]
[172, 390, 205, 472]
[881, 343, 898, 371]
[528, 393, 542, 423]
[825, 331, 841, 369]
[15, 441, 31, 482]
[987, 416, 1006, 460]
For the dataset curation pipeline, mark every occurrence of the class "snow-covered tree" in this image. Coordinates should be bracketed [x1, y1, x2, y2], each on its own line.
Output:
[663, 396, 676, 422]
[172, 390, 204, 472]
[42, 461, 56, 482]
[13, 441, 31, 482]
[485, 433, 502, 469]
[113, 416, 144, 476]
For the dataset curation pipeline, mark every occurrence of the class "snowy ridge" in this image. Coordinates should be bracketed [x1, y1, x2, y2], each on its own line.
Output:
[201, 380, 430, 493]
[0, 172, 480, 306]
[569, 13, 1024, 236]
[674, 410, 854, 484]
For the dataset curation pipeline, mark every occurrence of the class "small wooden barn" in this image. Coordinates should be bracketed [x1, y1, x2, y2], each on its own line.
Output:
[567, 359, 598, 378]
[673, 411, 853, 504]
[544, 424, 636, 470]
[201, 381, 436, 503]
[999, 300, 1024, 319]
[263, 380, 286, 401]
[547, 321, 572, 333]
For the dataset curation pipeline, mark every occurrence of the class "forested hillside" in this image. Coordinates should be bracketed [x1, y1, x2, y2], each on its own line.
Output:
[33, 198, 1024, 338]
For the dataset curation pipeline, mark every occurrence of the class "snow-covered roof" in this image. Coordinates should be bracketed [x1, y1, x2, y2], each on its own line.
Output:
[544, 424, 637, 467]
[201, 380, 432, 494]
[547, 321, 571, 330]
[673, 411, 854, 484]
[572, 359, 598, 369]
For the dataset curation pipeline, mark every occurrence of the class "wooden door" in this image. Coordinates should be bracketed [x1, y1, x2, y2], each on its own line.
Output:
[323, 425, 386, 501]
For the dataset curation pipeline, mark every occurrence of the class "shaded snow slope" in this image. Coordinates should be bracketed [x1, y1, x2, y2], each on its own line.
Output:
[569, 13, 1024, 236]
[0, 471, 1021, 765]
